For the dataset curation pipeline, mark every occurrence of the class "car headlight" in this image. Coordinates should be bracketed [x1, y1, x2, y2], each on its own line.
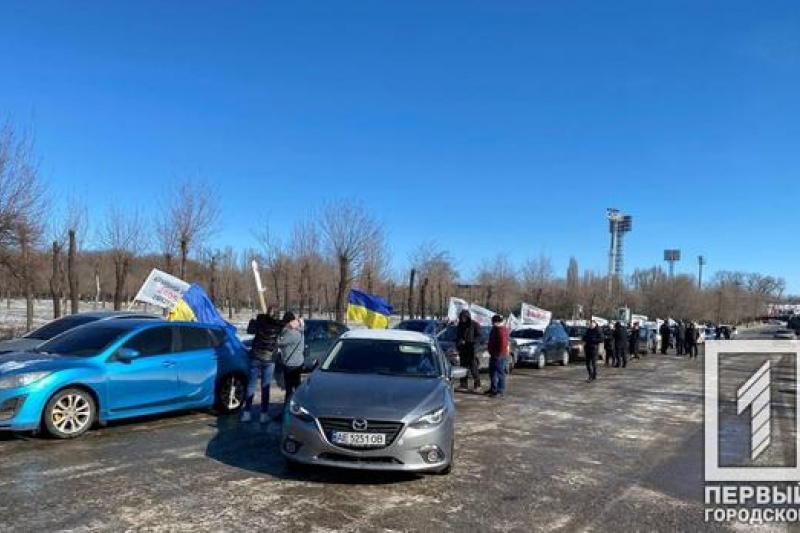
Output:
[521, 344, 538, 354]
[410, 407, 447, 429]
[0, 371, 52, 390]
[288, 398, 313, 421]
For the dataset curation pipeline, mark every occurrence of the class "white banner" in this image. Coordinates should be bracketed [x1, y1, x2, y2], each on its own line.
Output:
[631, 313, 648, 325]
[131, 269, 190, 310]
[506, 313, 521, 331]
[520, 303, 552, 328]
[592, 315, 609, 327]
[468, 303, 496, 327]
[446, 297, 470, 322]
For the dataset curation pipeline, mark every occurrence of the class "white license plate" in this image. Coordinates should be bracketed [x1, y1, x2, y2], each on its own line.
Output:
[331, 431, 386, 447]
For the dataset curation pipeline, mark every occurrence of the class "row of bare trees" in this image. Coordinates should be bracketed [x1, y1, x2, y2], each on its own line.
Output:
[0, 120, 789, 332]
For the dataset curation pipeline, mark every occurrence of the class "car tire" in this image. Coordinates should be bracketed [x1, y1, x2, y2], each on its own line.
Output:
[559, 349, 569, 366]
[534, 353, 546, 369]
[43, 387, 96, 439]
[215, 373, 246, 414]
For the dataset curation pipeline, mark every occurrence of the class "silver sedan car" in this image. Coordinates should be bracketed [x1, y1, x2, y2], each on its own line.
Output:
[281, 329, 466, 474]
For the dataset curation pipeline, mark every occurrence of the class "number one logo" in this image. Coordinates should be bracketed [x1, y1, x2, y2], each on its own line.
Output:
[737, 361, 771, 460]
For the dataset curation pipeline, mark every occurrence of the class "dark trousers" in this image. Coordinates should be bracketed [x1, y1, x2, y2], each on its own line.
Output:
[661, 338, 670, 354]
[604, 342, 614, 366]
[614, 345, 627, 367]
[676, 337, 684, 355]
[585, 350, 598, 379]
[282, 365, 303, 411]
[687, 342, 698, 358]
[458, 348, 481, 388]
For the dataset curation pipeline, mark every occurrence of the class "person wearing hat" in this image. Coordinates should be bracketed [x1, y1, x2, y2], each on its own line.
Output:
[275, 311, 305, 421]
[486, 314, 509, 397]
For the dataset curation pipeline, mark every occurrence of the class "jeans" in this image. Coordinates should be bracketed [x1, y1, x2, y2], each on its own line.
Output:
[489, 357, 508, 394]
[244, 359, 275, 414]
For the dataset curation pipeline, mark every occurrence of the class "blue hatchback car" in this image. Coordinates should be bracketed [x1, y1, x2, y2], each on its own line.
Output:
[0, 319, 249, 438]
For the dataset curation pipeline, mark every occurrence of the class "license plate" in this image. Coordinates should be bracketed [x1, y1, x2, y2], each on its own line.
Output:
[331, 431, 386, 447]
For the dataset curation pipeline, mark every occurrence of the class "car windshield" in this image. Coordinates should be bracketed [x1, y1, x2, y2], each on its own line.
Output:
[510, 328, 544, 340]
[37, 323, 133, 357]
[322, 338, 440, 377]
[26, 315, 100, 341]
[568, 326, 587, 338]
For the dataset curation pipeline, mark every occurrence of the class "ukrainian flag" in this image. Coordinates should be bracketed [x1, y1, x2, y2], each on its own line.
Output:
[347, 288, 393, 329]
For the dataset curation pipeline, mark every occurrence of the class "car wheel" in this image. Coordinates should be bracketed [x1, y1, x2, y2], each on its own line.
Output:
[534, 353, 546, 369]
[559, 349, 569, 366]
[216, 373, 245, 413]
[43, 388, 96, 439]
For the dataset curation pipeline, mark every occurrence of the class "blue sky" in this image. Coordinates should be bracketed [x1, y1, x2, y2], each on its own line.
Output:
[2, 1, 799, 292]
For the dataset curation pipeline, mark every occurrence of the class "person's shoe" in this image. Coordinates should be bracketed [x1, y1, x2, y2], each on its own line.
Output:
[260, 413, 270, 424]
[487, 391, 497, 397]
[483, 389, 496, 395]
[586, 377, 593, 383]
[240, 411, 252, 423]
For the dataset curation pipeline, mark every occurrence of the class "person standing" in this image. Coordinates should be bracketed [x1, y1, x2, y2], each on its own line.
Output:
[629, 322, 641, 360]
[275, 311, 305, 421]
[660, 320, 672, 355]
[685, 322, 699, 359]
[241, 306, 284, 423]
[603, 325, 615, 367]
[583, 320, 604, 382]
[486, 314, 509, 397]
[675, 321, 686, 356]
[456, 309, 482, 391]
[613, 321, 628, 368]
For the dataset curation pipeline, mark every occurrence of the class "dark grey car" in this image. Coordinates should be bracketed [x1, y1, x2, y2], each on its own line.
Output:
[512, 322, 571, 368]
[0, 311, 161, 353]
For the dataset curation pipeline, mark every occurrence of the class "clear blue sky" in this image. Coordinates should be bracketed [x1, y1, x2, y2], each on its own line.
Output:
[2, 1, 799, 292]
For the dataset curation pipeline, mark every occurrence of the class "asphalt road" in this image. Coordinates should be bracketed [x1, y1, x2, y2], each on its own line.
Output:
[0, 326, 791, 532]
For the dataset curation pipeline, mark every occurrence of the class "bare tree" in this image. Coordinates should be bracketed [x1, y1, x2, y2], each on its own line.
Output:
[409, 242, 458, 317]
[100, 205, 146, 310]
[255, 222, 290, 311]
[319, 200, 382, 323]
[156, 177, 220, 279]
[290, 217, 323, 318]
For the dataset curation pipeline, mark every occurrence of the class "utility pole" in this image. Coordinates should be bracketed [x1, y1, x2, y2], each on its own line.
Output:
[606, 208, 632, 298]
[698, 255, 706, 289]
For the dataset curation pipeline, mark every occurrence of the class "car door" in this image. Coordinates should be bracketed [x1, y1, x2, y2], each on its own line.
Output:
[105, 326, 181, 414]
[174, 326, 217, 404]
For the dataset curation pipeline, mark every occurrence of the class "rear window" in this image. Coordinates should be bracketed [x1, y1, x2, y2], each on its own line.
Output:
[27, 315, 99, 340]
[510, 328, 544, 340]
[38, 323, 133, 357]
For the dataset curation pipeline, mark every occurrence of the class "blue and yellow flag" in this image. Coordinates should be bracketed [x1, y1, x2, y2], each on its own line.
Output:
[347, 288, 394, 329]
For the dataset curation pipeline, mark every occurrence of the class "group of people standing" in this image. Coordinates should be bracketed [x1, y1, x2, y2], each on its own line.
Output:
[658, 320, 700, 358]
[581, 320, 643, 382]
[455, 310, 509, 398]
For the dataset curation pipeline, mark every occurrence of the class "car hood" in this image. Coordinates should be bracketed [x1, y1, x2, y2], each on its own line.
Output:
[299, 371, 445, 420]
[510, 338, 541, 347]
[0, 351, 87, 376]
[0, 338, 42, 353]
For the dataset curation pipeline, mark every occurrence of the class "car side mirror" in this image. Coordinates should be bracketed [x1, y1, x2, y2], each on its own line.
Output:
[450, 366, 468, 380]
[116, 347, 140, 363]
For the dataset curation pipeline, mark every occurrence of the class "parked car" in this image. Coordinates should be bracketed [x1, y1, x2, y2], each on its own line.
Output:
[512, 323, 570, 368]
[436, 324, 491, 370]
[281, 329, 466, 474]
[565, 325, 606, 360]
[0, 311, 161, 353]
[241, 318, 349, 371]
[774, 329, 797, 340]
[393, 319, 445, 335]
[0, 319, 249, 438]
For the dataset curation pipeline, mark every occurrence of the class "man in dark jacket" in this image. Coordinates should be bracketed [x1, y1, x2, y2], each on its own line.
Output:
[613, 321, 628, 368]
[629, 322, 641, 360]
[660, 321, 672, 355]
[603, 326, 615, 367]
[456, 309, 482, 391]
[583, 320, 604, 382]
[685, 322, 698, 359]
[675, 321, 686, 356]
[242, 306, 285, 423]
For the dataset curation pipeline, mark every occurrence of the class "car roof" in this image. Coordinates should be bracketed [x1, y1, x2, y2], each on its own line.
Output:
[56, 311, 161, 319]
[341, 329, 433, 343]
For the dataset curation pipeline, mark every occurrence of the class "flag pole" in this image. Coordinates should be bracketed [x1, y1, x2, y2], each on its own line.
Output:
[251, 260, 267, 313]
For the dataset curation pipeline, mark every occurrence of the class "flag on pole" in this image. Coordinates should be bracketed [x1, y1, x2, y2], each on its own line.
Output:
[131, 269, 190, 310]
[506, 313, 521, 331]
[446, 297, 470, 322]
[468, 303, 496, 326]
[347, 288, 393, 329]
[520, 303, 552, 328]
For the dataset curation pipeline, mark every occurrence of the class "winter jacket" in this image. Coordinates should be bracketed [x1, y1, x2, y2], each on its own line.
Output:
[246, 314, 285, 361]
[488, 324, 509, 358]
[277, 326, 305, 369]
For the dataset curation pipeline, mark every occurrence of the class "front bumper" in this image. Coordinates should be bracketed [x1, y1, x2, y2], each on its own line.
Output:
[0, 387, 45, 431]
[281, 415, 454, 472]
[515, 349, 542, 363]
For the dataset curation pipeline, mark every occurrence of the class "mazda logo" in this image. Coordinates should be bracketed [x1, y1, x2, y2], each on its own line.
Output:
[352, 419, 368, 431]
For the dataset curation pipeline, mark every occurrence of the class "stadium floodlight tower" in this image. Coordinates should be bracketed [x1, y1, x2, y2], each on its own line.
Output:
[664, 249, 681, 277]
[607, 208, 633, 296]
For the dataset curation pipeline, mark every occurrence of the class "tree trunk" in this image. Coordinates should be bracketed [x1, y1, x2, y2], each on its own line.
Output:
[271, 269, 282, 312]
[50, 241, 63, 319]
[335, 256, 348, 323]
[164, 253, 173, 274]
[366, 270, 373, 293]
[21, 232, 34, 332]
[299, 263, 309, 318]
[113, 257, 128, 311]
[407, 269, 416, 320]
[68, 229, 79, 314]
[179, 238, 188, 280]
[283, 269, 290, 314]
[419, 277, 429, 318]
[209, 255, 217, 304]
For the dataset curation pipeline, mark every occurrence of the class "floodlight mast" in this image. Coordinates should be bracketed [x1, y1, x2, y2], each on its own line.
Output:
[607, 208, 632, 297]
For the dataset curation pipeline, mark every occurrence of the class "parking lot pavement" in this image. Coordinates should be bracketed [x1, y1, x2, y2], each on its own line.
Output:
[0, 334, 776, 532]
